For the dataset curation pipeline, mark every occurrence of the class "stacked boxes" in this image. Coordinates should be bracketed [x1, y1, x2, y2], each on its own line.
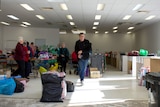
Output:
[89, 67, 101, 78]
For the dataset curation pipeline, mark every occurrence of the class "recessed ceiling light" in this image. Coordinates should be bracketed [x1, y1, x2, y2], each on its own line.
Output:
[1, 21, 10, 25]
[93, 22, 99, 25]
[7, 15, 19, 20]
[97, 4, 105, 11]
[95, 31, 99, 34]
[59, 30, 67, 34]
[113, 30, 118, 33]
[128, 27, 134, 30]
[123, 15, 131, 20]
[70, 22, 75, 25]
[95, 15, 101, 20]
[20, 24, 28, 27]
[66, 15, 73, 20]
[22, 22, 31, 26]
[145, 15, 155, 20]
[71, 30, 86, 34]
[20, 4, 34, 11]
[60, 3, 68, 10]
[36, 15, 45, 20]
[92, 27, 97, 29]
[113, 26, 118, 29]
[132, 4, 144, 11]
[105, 31, 109, 34]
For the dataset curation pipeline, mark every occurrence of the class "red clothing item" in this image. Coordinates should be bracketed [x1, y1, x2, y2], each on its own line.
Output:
[23, 46, 29, 62]
[72, 51, 78, 62]
[14, 42, 25, 60]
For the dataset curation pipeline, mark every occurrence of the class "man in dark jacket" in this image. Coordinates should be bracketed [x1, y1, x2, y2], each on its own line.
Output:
[75, 33, 91, 85]
[14, 37, 25, 78]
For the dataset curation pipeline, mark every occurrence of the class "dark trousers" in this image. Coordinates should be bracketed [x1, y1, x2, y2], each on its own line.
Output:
[16, 60, 25, 78]
[25, 61, 32, 78]
[60, 60, 67, 73]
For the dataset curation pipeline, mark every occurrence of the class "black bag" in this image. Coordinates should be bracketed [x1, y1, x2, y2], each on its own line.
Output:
[40, 74, 63, 102]
[66, 80, 74, 92]
[14, 79, 24, 93]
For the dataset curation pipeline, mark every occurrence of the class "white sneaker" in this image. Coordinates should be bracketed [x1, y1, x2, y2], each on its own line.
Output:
[81, 81, 84, 86]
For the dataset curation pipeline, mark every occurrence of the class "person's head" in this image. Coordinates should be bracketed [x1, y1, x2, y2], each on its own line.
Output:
[18, 37, 24, 44]
[79, 33, 85, 41]
[27, 41, 29, 46]
[61, 42, 65, 48]
[31, 42, 34, 45]
[23, 42, 27, 47]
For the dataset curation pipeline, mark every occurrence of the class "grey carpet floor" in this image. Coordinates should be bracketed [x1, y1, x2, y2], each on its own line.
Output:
[0, 98, 148, 107]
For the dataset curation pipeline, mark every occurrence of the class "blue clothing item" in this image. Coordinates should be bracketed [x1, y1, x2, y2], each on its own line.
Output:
[78, 59, 88, 81]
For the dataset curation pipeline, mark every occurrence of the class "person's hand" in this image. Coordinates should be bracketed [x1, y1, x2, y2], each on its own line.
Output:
[78, 50, 82, 54]
[61, 54, 64, 57]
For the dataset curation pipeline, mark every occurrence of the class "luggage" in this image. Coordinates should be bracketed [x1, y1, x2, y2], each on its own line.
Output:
[66, 80, 74, 92]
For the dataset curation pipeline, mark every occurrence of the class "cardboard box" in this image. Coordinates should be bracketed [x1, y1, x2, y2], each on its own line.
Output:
[90, 67, 98, 71]
[90, 70, 101, 78]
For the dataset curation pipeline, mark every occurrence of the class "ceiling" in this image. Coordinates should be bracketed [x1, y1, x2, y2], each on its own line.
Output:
[1, 0, 160, 34]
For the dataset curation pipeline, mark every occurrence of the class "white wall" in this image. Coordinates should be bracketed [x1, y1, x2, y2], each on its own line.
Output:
[60, 33, 136, 53]
[135, 21, 160, 53]
[0, 26, 3, 49]
[1, 26, 59, 51]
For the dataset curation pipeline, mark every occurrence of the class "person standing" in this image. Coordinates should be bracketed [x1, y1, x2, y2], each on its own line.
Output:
[23, 42, 30, 79]
[14, 37, 25, 78]
[75, 33, 92, 85]
[58, 42, 69, 73]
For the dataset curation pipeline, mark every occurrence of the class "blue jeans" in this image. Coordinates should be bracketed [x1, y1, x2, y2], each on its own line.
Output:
[78, 59, 88, 81]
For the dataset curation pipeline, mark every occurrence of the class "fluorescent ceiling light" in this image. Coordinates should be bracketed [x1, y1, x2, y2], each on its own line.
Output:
[128, 27, 134, 30]
[66, 15, 73, 20]
[71, 30, 86, 34]
[145, 15, 155, 20]
[127, 31, 132, 34]
[113, 26, 118, 29]
[70, 22, 75, 25]
[93, 22, 99, 25]
[22, 22, 31, 26]
[36, 15, 45, 20]
[60, 3, 68, 10]
[123, 15, 131, 20]
[20, 4, 34, 11]
[95, 31, 99, 34]
[105, 31, 109, 34]
[92, 27, 97, 29]
[7, 15, 19, 20]
[113, 30, 118, 33]
[59, 31, 67, 34]
[95, 15, 101, 20]
[1, 21, 10, 25]
[132, 4, 143, 11]
[97, 4, 105, 11]
[20, 24, 28, 27]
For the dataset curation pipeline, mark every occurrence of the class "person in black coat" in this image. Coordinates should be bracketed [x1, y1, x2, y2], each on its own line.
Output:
[75, 33, 92, 85]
